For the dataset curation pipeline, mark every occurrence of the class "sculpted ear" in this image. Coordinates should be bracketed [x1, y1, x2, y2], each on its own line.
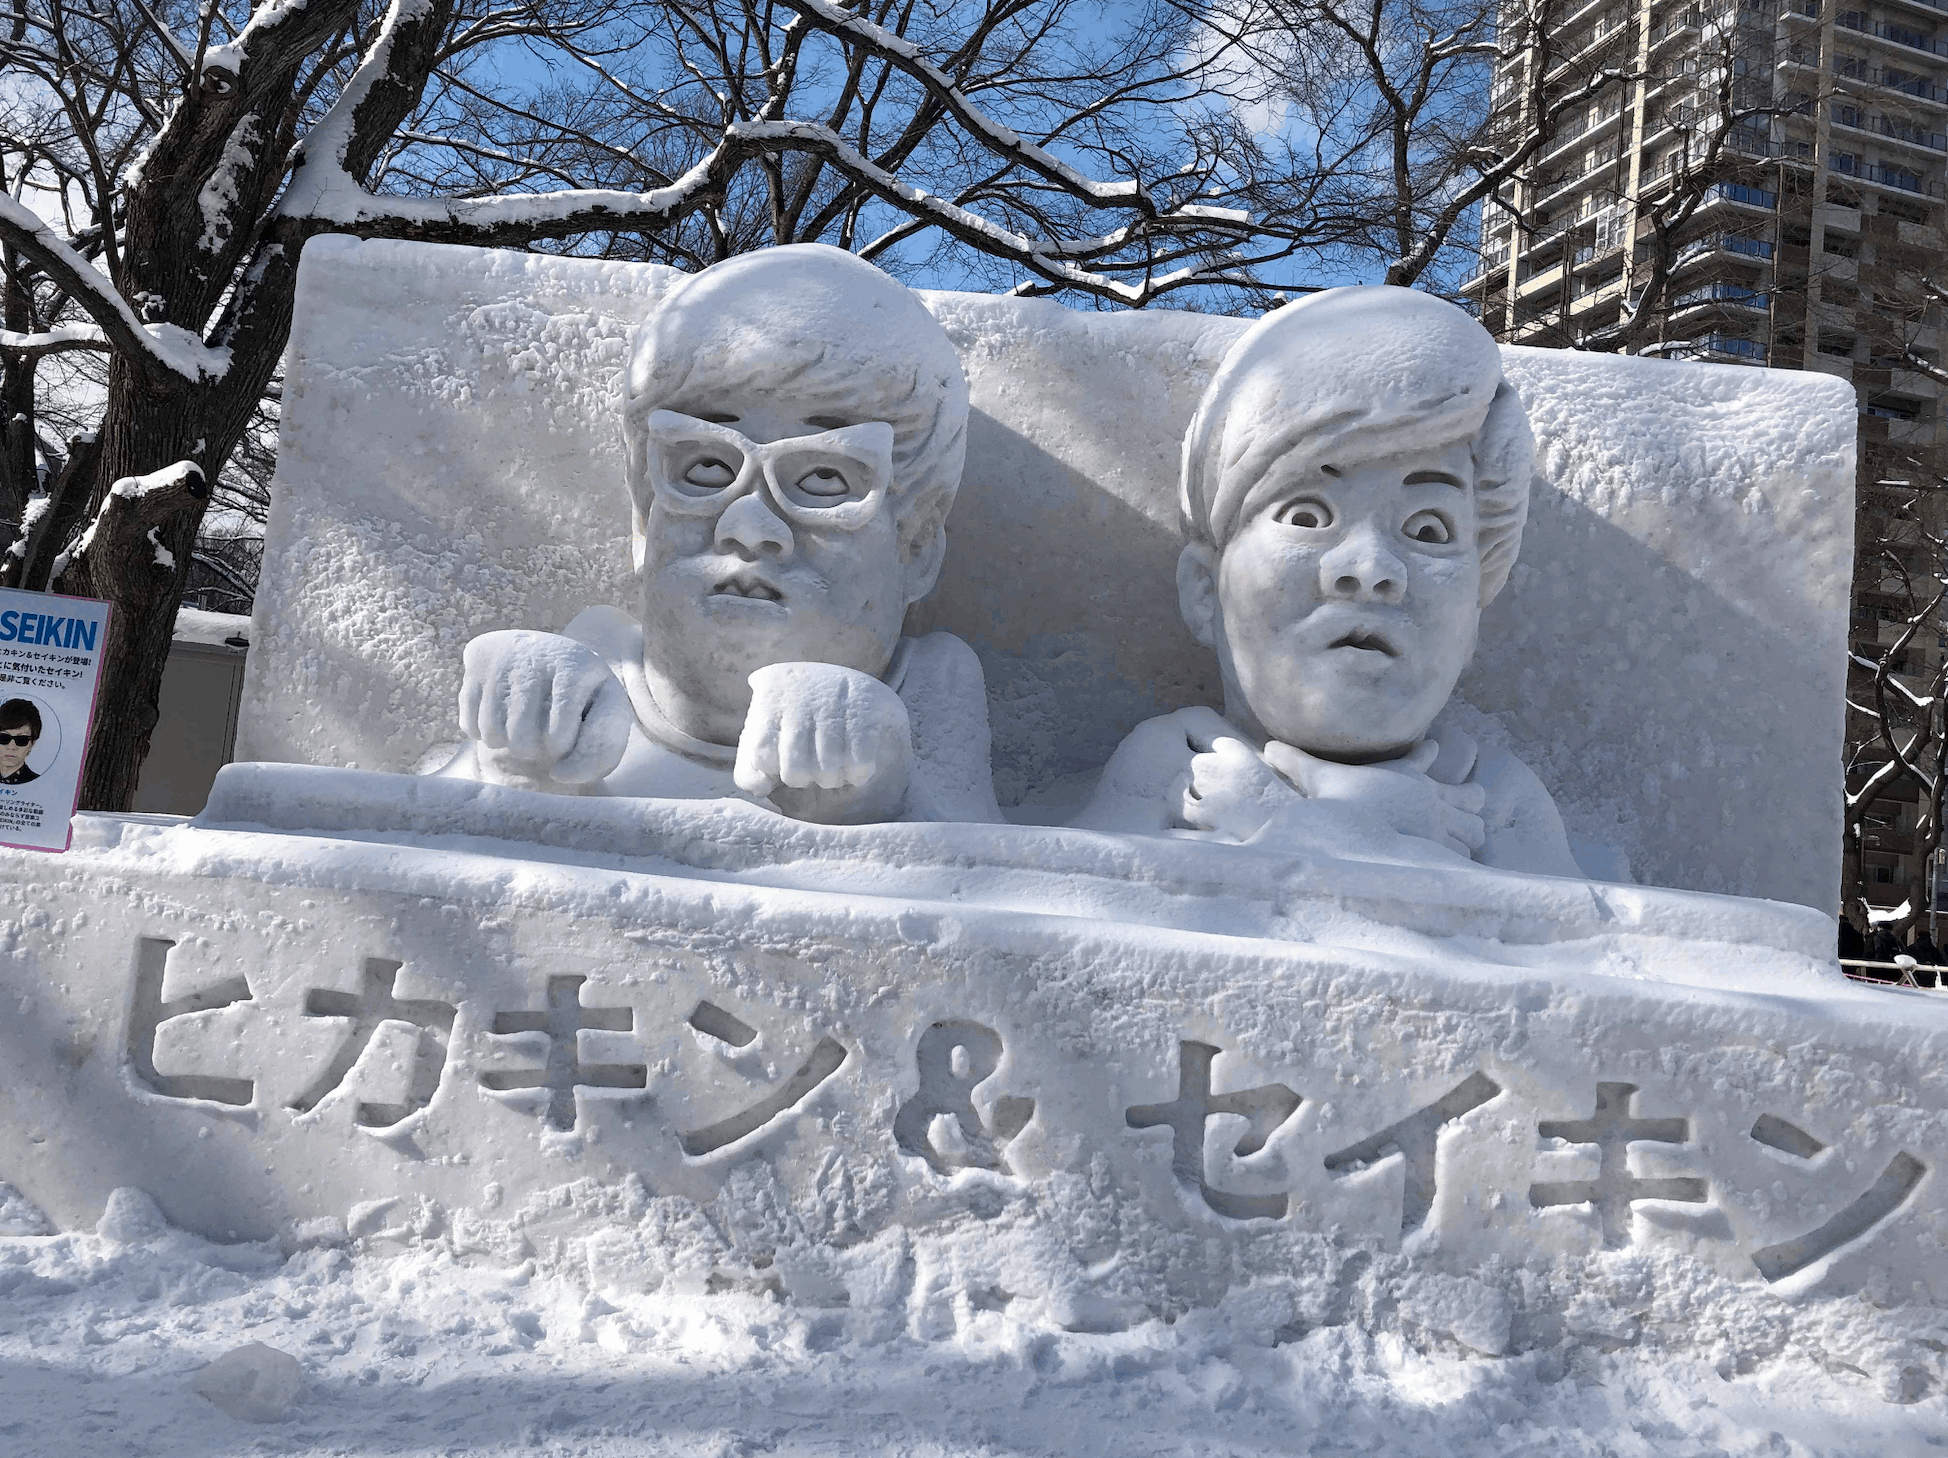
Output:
[900, 502, 950, 605]
[1177, 541, 1220, 649]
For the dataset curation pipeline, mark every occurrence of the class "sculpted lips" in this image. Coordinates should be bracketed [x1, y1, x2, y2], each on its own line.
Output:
[709, 571, 784, 603]
[1328, 627, 1398, 657]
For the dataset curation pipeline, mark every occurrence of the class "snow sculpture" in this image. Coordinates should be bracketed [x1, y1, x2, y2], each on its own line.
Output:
[9, 242, 1930, 1381]
[434, 244, 1000, 826]
[1081, 287, 1582, 877]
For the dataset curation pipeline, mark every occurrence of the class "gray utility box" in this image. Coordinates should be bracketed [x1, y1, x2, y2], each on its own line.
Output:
[132, 630, 248, 815]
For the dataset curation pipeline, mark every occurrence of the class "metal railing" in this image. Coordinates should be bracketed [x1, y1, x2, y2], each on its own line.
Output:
[1832, 107, 1948, 150]
[1674, 234, 1775, 268]
[1674, 282, 1767, 308]
[1842, 958, 1948, 987]
[1839, 61, 1948, 102]
[1830, 154, 1944, 194]
[1649, 9, 1705, 43]
[1688, 333, 1769, 359]
[1699, 180, 1779, 208]
[1836, 10, 1948, 57]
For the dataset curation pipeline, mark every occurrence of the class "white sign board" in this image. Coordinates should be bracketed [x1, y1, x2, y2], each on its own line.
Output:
[0, 587, 109, 851]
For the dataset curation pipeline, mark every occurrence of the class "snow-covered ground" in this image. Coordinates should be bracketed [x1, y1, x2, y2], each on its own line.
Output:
[5, 1198, 1945, 1458]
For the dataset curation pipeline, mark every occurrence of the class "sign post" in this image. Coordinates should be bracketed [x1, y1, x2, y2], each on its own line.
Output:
[0, 587, 111, 852]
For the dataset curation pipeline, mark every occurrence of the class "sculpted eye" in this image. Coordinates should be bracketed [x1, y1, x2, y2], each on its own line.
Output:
[1276, 497, 1333, 529]
[795, 466, 852, 498]
[681, 457, 738, 490]
[1404, 510, 1454, 545]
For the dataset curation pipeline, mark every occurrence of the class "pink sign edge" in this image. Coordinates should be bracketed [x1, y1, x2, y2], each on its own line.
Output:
[0, 587, 114, 855]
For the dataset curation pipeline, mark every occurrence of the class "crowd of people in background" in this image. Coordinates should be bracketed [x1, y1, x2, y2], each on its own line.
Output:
[1839, 916, 1944, 986]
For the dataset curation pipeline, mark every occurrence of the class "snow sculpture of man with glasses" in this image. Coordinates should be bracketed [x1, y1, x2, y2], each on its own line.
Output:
[436, 245, 1001, 826]
[1077, 285, 1586, 877]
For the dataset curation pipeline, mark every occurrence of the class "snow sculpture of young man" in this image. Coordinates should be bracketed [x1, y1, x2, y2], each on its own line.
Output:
[436, 245, 1001, 825]
[1077, 285, 1584, 877]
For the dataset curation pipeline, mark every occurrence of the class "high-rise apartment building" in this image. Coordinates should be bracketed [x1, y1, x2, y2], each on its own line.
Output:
[1465, 0, 1948, 922]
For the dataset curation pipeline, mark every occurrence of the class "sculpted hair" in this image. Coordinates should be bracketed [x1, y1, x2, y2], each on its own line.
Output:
[620, 245, 968, 570]
[0, 698, 41, 739]
[1180, 286, 1534, 607]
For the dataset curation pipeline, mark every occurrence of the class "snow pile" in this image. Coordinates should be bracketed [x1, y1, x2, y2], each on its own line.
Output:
[171, 605, 250, 647]
[2, 1188, 1946, 1456]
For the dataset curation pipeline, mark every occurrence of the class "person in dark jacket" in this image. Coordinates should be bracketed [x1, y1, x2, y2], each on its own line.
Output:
[1838, 917, 1866, 962]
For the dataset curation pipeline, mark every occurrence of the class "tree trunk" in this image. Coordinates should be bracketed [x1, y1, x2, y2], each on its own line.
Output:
[50, 444, 210, 811]
[47, 230, 300, 812]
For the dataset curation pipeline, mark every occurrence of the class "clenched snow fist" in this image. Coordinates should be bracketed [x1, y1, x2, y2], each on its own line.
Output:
[1177, 735, 1301, 842]
[736, 661, 913, 824]
[192, 1342, 304, 1422]
[1263, 739, 1486, 858]
[459, 630, 633, 790]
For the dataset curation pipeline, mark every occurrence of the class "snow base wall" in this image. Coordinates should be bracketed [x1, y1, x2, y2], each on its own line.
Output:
[4, 802, 1945, 1370]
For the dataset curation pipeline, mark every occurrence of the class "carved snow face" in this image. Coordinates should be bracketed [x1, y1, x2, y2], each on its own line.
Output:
[1189, 438, 1483, 761]
[636, 388, 916, 743]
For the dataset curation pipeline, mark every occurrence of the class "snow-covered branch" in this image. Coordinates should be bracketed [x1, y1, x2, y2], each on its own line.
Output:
[0, 195, 228, 385]
[0, 323, 110, 360]
[53, 461, 209, 584]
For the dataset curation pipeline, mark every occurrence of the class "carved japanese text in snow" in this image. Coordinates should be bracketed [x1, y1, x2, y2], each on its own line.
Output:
[108, 929, 1929, 1295]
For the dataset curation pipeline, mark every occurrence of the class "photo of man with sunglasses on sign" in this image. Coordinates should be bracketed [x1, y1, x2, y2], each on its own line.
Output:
[432, 245, 1001, 826]
[0, 699, 42, 785]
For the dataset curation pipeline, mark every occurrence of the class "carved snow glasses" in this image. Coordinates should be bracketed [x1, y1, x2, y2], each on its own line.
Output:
[645, 410, 894, 532]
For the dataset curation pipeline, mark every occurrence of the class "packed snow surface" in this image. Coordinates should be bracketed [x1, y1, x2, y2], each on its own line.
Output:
[3, 1195, 1946, 1457]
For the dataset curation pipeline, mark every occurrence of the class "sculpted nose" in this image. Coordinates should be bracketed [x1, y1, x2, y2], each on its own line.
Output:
[714, 488, 794, 561]
[1319, 524, 1406, 604]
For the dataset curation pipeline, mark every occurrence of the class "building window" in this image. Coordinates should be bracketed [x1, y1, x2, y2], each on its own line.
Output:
[1866, 396, 1923, 421]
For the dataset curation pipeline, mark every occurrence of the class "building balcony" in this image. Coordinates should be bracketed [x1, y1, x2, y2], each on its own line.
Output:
[1673, 282, 1769, 313]
[1676, 232, 1776, 266]
[1513, 215, 1582, 261]
[1649, 9, 1705, 49]
[1830, 153, 1945, 194]
[1836, 10, 1948, 61]
[1557, 0, 1620, 37]
[1532, 156, 1623, 212]
[1572, 238, 1627, 269]
[1883, 0, 1948, 27]
[1694, 180, 1781, 211]
[1832, 108, 1948, 153]
[1837, 62, 1948, 107]
[1537, 119, 1626, 173]
[1682, 333, 1770, 361]
[1516, 263, 1568, 297]
[1460, 251, 1512, 293]
[1546, 27, 1632, 80]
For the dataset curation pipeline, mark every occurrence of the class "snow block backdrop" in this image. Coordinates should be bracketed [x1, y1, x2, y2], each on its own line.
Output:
[3, 798, 1947, 1381]
[240, 238, 1855, 911]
